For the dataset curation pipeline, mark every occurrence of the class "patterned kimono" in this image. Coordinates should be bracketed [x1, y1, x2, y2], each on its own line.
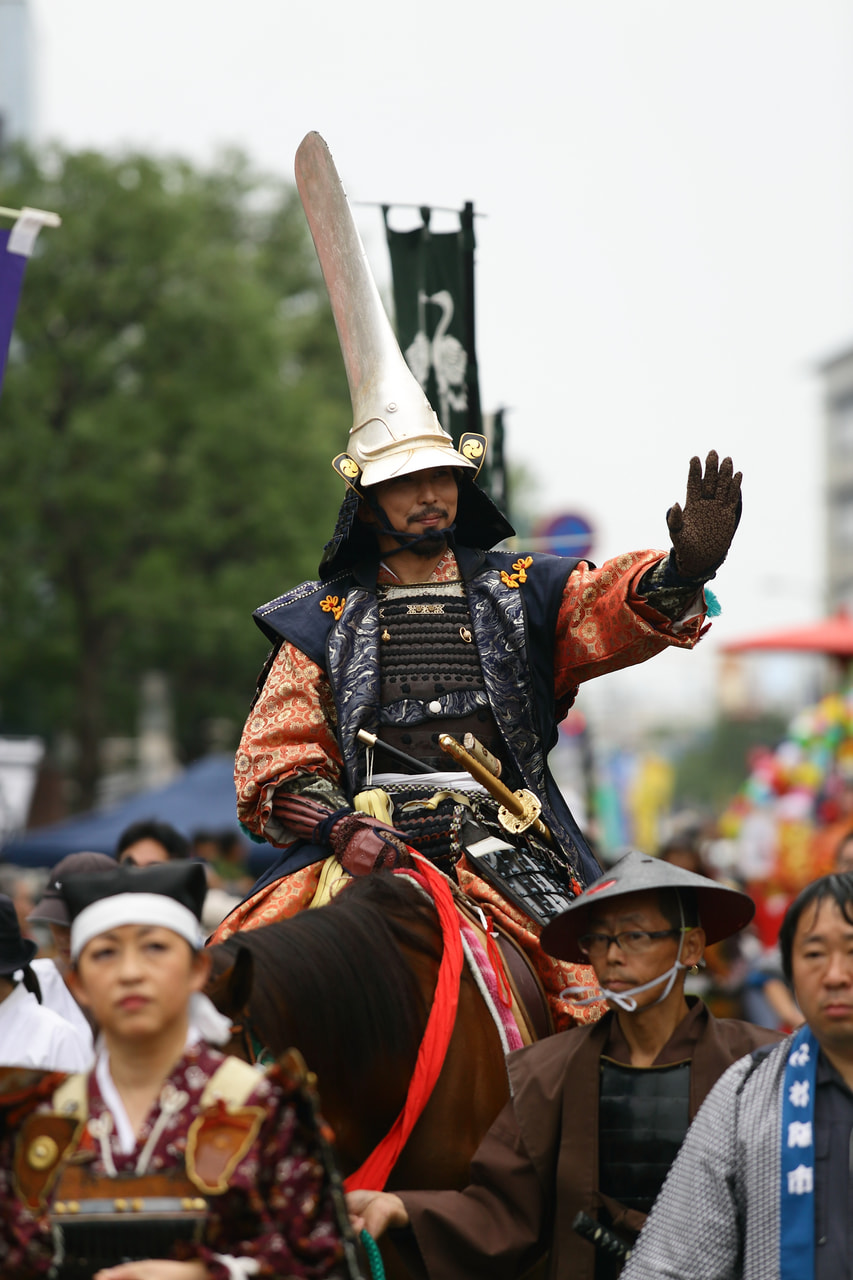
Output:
[1, 1039, 347, 1279]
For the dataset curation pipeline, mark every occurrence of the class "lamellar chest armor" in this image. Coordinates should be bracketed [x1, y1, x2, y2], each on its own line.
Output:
[48, 1168, 207, 1278]
[376, 580, 506, 773]
[597, 1057, 691, 1214]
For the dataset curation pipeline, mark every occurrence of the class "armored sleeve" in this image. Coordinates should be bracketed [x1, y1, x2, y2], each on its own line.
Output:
[0, 1121, 63, 1275]
[182, 1071, 348, 1279]
[235, 641, 347, 842]
[553, 549, 708, 704]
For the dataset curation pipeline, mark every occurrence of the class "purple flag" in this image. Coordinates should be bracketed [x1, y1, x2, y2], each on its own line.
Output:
[0, 228, 28, 399]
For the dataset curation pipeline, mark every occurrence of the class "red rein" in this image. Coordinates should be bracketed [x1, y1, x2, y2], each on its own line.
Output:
[343, 855, 464, 1192]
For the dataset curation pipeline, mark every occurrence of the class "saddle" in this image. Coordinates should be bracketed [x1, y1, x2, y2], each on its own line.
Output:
[452, 893, 554, 1044]
[308, 853, 552, 1045]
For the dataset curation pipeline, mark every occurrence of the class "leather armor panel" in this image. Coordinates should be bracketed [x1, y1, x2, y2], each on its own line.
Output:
[597, 1057, 691, 1214]
[376, 582, 507, 774]
[49, 1164, 206, 1279]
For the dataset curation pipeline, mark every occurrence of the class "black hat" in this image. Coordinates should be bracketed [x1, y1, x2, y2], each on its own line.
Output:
[27, 852, 118, 927]
[540, 849, 755, 963]
[65, 861, 207, 961]
[0, 895, 38, 976]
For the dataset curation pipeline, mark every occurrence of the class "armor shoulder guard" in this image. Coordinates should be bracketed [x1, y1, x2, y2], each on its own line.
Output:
[252, 571, 355, 667]
[52, 1072, 88, 1120]
[187, 1056, 270, 1196]
[14, 1107, 86, 1211]
[186, 1101, 266, 1196]
[200, 1055, 264, 1109]
[482, 548, 581, 702]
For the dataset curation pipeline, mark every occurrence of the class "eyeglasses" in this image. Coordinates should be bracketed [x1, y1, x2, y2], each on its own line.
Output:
[577, 928, 685, 958]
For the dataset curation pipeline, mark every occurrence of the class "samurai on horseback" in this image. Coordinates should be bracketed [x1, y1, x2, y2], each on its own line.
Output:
[219, 131, 743, 1034]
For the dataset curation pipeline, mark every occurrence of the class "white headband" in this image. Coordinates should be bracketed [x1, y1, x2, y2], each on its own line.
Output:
[70, 893, 204, 961]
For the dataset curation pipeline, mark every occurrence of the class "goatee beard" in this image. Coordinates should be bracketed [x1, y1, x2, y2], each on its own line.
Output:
[411, 531, 448, 558]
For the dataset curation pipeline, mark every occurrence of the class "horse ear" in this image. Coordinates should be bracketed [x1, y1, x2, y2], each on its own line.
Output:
[205, 945, 254, 1019]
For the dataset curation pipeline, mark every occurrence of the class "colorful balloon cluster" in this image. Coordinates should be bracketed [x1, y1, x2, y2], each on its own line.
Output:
[719, 691, 853, 894]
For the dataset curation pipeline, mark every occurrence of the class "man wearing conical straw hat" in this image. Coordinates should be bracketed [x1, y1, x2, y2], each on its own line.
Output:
[224, 133, 742, 1027]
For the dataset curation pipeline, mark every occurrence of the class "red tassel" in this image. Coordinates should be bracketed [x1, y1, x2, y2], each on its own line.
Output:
[484, 918, 514, 1009]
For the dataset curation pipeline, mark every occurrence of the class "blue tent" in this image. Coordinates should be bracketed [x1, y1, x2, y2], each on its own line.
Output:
[0, 755, 274, 870]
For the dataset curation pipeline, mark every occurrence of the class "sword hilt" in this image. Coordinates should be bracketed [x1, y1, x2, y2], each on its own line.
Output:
[571, 1211, 633, 1262]
[438, 734, 553, 844]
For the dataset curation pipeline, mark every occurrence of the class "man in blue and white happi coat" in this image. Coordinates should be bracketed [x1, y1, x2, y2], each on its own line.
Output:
[622, 871, 853, 1280]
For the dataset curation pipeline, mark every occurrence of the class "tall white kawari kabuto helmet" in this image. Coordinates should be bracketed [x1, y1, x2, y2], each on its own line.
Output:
[294, 133, 515, 579]
[295, 130, 486, 491]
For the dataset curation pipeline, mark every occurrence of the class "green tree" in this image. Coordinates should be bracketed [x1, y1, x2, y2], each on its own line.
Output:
[0, 145, 350, 807]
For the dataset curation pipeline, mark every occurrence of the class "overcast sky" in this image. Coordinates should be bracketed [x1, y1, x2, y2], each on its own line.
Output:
[20, 0, 853, 730]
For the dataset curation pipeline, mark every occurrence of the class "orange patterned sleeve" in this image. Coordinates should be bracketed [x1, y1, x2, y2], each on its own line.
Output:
[234, 641, 344, 842]
[554, 548, 709, 703]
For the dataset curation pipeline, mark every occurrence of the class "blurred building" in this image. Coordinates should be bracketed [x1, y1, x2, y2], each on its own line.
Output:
[821, 344, 853, 611]
[0, 0, 33, 147]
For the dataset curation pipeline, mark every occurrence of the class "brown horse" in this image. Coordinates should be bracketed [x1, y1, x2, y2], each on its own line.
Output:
[205, 870, 542, 1194]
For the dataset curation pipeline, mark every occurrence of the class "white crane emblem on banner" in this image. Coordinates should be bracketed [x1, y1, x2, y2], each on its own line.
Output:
[405, 289, 468, 430]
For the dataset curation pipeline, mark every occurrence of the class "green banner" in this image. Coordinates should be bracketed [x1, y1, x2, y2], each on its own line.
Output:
[383, 204, 509, 518]
[485, 407, 508, 514]
[383, 205, 480, 449]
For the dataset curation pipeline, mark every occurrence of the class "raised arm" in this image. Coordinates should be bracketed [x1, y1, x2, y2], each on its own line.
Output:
[553, 451, 742, 701]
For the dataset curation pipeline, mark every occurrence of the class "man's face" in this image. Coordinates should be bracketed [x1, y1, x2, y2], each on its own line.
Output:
[791, 896, 853, 1053]
[49, 922, 72, 973]
[363, 466, 459, 555]
[118, 839, 171, 868]
[582, 889, 704, 1011]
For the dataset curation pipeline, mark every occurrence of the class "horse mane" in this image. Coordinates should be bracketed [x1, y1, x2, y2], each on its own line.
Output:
[214, 871, 442, 1098]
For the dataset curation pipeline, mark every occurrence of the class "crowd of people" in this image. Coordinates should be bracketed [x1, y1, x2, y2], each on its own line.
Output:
[2, 824, 852, 1277]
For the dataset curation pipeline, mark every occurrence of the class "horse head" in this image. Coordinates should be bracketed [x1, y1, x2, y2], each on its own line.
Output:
[204, 942, 257, 1062]
[203, 871, 512, 1189]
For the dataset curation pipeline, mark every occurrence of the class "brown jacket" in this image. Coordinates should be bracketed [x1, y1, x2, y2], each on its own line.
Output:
[399, 1000, 780, 1280]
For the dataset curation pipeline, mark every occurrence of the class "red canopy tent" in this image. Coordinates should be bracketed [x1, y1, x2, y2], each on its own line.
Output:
[722, 609, 853, 659]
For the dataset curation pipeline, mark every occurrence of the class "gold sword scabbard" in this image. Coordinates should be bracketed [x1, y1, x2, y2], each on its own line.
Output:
[438, 734, 553, 844]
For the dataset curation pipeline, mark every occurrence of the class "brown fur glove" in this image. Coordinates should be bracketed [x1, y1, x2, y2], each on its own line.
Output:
[666, 450, 742, 580]
[270, 791, 412, 874]
[323, 813, 412, 875]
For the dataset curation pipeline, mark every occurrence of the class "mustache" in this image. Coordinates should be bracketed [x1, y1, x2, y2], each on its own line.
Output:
[408, 506, 448, 525]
